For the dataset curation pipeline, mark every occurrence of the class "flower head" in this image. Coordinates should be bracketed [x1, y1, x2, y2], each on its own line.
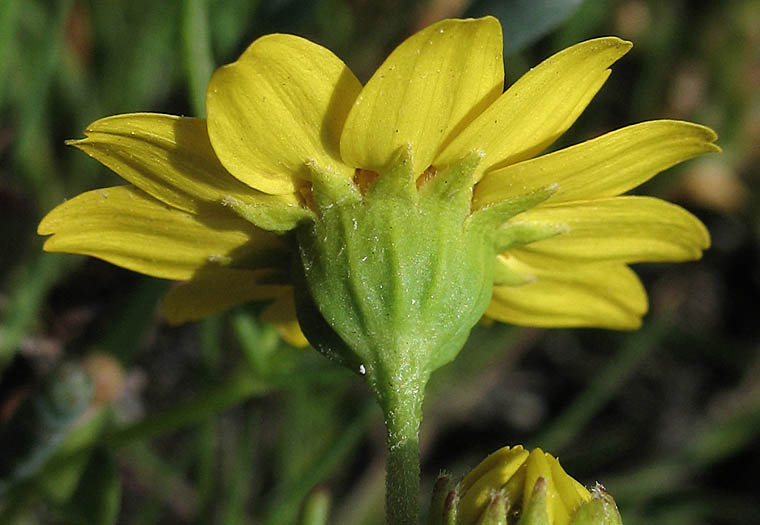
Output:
[429, 445, 622, 525]
[39, 17, 717, 365]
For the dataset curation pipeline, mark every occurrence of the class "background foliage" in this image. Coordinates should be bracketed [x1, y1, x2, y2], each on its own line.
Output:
[1, 0, 759, 523]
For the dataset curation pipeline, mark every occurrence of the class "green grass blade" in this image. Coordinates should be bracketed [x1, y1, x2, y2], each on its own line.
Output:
[182, 0, 215, 117]
[0, 0, 20, 108]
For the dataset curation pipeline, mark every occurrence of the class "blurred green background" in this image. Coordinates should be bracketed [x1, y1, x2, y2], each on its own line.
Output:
[1, 0, 759, 523]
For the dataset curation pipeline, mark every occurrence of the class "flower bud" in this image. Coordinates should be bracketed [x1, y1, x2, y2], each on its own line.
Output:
[430, 445, 622, 525]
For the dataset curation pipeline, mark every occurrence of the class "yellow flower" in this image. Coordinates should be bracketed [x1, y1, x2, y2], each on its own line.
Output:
[38, 17, 717, 347]
[430, 445, 621, 525]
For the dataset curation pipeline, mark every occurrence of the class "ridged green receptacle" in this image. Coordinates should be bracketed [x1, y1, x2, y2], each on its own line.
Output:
[294, 152, 498, 399]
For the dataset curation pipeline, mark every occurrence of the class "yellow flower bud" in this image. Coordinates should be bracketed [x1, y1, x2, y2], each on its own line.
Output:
[429, 445, 622, 525]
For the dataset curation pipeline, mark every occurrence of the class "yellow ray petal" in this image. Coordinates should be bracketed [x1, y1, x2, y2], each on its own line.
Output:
[474, 120, 719, 208]
[38, 186, 287, 281]
[524, 449, 564, 523]
[548, 455, 590, 516]
[340, 17, 504, 175]
[436, 37, 631, 177]
[68, 113, 303, 216]
[260, 292, 308, 347]
[162, 268, 289, 324]
[206, 34, 361, 194]
[509, 196, 709, 263]
[457, 445, 530, 524]
[487, 254, 647, 329]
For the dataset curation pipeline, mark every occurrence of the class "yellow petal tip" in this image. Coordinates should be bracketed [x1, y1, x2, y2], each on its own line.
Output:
[588, 36, 633, 56]
[40, 237, 56, 252]
[605, 36, 633, 51]
[37, 218, 52, 236]
[707, 142, 722, 154]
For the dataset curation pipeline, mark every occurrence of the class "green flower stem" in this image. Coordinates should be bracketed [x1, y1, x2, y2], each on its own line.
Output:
[380, 373, 426, 525]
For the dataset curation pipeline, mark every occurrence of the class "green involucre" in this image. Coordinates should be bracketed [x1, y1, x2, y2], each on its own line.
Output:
[293, 151, 548, 404]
